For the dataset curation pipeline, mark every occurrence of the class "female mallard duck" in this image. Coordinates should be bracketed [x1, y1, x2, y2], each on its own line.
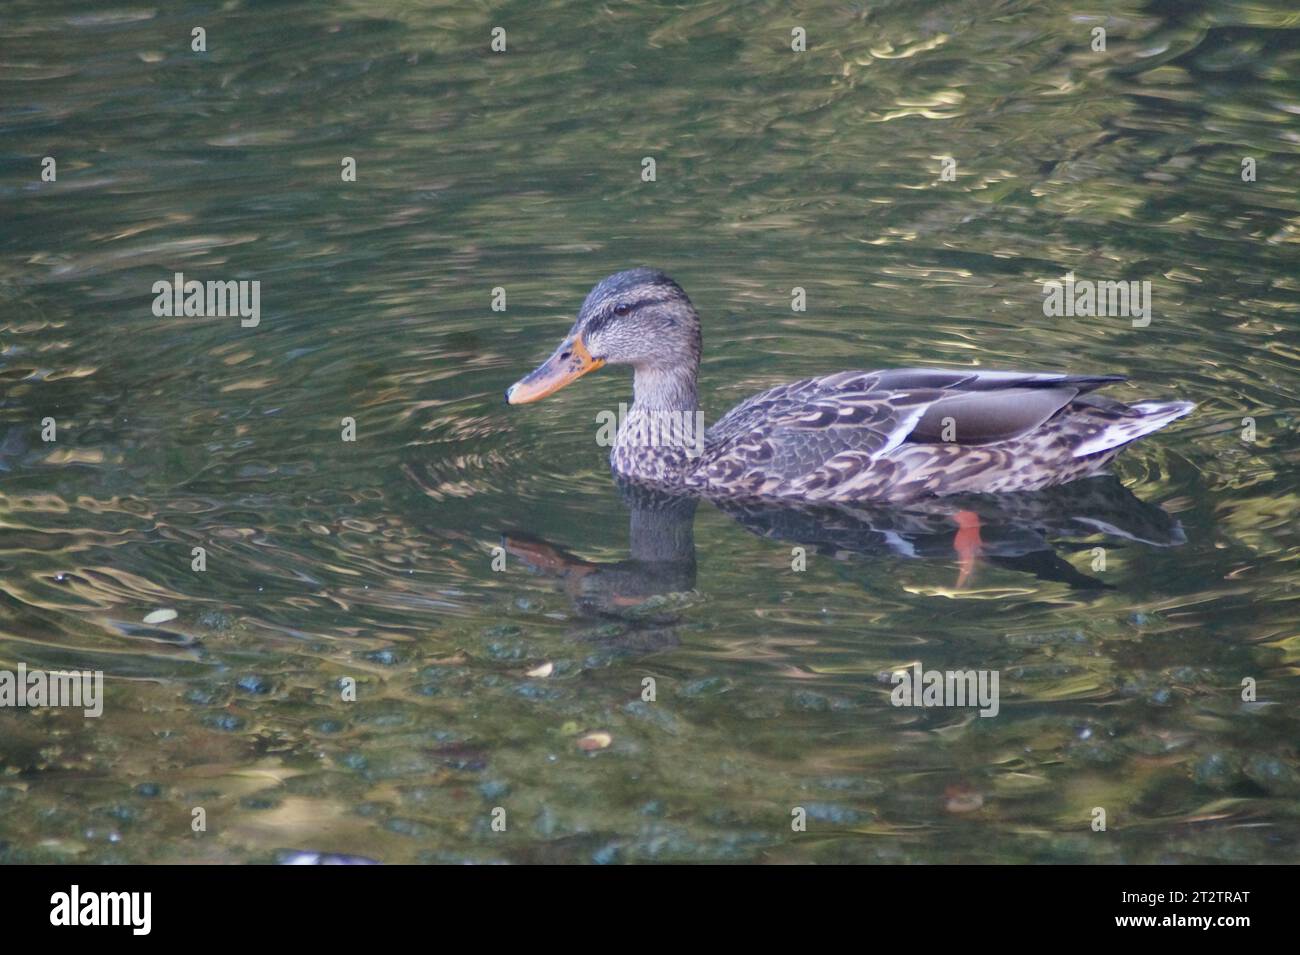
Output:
[506, 269, 1193, 503]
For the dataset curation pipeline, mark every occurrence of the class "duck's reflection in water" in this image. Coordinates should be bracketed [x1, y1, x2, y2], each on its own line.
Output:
[504, 487, 699, 632]
[504, 476, 1185, 624]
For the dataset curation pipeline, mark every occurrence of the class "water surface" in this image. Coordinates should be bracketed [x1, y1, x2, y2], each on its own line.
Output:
[1, 0, 1298, 863]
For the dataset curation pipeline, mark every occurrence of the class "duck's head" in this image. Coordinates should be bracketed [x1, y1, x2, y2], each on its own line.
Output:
[506, 268, 701, 404]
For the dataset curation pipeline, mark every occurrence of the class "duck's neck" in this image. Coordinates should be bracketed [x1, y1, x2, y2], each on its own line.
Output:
[612, 362, 705, 484]
[630, 363, 699, 415]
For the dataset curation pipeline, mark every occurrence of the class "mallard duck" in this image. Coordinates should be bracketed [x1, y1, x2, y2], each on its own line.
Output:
[506, 269, 1193, 503]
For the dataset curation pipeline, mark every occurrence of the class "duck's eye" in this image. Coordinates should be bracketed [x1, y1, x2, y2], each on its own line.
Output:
[613, 303, 632, 317]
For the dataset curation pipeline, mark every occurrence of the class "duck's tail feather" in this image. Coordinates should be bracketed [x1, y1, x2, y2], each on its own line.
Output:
[1072, 400, 1195, 458]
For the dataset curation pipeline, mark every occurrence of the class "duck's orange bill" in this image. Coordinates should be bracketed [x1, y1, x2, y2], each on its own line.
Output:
[505, 334, 605, 404]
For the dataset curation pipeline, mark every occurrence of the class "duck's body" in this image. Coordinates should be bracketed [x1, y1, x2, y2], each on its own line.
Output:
[507, 270, 1193, 504]
[614, 366, 1192, 502]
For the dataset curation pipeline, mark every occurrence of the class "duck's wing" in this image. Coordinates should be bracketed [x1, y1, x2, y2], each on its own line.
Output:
[708, 368, 1122, 436]
[698, 368, 1125, 498]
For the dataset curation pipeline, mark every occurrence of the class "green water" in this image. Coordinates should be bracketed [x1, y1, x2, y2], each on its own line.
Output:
[1, 0, 1298, 863]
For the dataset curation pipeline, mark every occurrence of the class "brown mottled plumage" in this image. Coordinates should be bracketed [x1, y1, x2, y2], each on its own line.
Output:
[506, 269, 1194, 503]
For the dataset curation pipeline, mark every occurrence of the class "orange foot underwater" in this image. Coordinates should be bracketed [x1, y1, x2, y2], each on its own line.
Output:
[953, 510, 983, 589]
